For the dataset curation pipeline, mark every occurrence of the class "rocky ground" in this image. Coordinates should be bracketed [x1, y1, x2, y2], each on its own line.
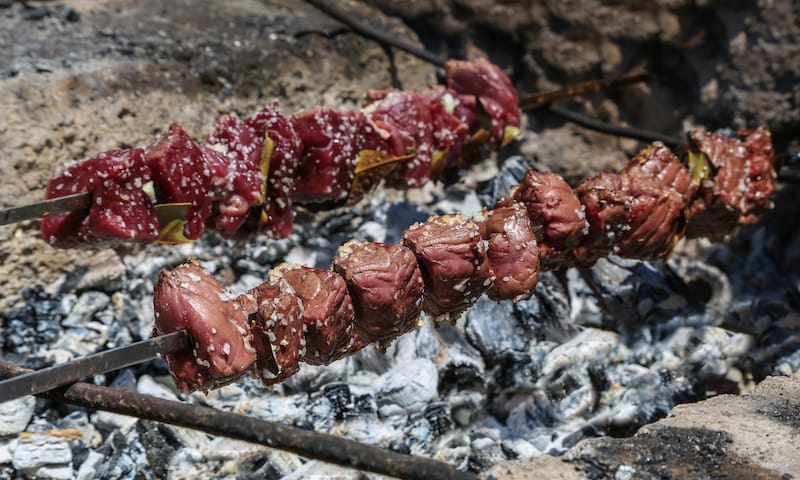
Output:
[1, 0, 799, 479]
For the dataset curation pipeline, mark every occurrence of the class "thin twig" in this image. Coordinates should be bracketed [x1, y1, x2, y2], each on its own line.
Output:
[303, 0, 446, 68]
[519, 71, 651, 110]
[0, 361, 477, 480]
[545, 105, 682, 149]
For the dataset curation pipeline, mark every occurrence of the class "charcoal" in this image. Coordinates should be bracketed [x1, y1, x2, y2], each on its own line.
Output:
[62, 291, 110, 327]
[3, 287, 62, 361]
[469, 435, 508, 471]
[477, 155, 536, 207]
[465, 296, 528, 360]
[423, 402, 453, 438]
[313, 382, 353, 421]
[136, 420, 180, 479]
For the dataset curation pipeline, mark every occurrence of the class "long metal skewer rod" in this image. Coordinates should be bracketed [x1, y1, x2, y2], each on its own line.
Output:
[0, 191, 90, 226]
[0, 360, 477, 480]
[0, 330, 188, 403]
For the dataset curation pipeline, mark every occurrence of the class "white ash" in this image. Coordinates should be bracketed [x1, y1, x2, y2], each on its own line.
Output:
[0, 397, 35, 436]
[11, 434, 72, 479]
[1, 157, 799, 477]
[75, 451, 105, 480]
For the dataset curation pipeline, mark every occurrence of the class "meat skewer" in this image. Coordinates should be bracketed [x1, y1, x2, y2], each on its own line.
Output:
[0, 124, 777, 399]
[29, 58, 521, 247]
[153, 126, 777, 392]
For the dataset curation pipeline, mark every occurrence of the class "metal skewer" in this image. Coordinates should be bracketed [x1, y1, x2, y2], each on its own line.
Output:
[0, 330, 188, 403]
[0, 191, 90, 226]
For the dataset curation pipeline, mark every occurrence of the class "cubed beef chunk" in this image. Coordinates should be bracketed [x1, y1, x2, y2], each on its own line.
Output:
[206, 115, 264, 236]
[573, 173, 685, 267]
[292, 108, 365, 202]
[509, 170, 587, 270]
[42, 149, 159, 247]
[445, 58, 521, 147]
[480, 203, 540, 301]
[332, 240, 424, 344]
[403, 213, 491, 321]
[247, 274, 305, 385]
[147, 124, 228, 240]
[246, 103, 303, 238]
[623, 141, 696, 199]
[685, 130, 750, 240]
[275, 264, 355, 365]
[738, 125, 776, 225]
[153, 262, 257, 392]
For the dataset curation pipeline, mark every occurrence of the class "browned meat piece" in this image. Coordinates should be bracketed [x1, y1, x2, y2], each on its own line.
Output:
[685, 130, 749, 240]
[153, 262, 257, 393]
[403, 213, 492, 321]
[573, 173, 632, 268]
[623, 141, 697, 200]
[509, 170, 587, 270]
[247, 274, 305, 385]
[42, 149, 159, 248]
[274, 264, 355, 365]
[444, 58, 521, 147]
[616, 177, 686, 260]
[480, 203, 540, 301]
[573, 173, 685, 267]
[738, 125, 776, 225]
[332, 240, 424, 344]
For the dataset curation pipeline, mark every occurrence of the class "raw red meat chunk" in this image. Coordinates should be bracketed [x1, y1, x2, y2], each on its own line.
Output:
[685, 130, 749, 240]
[445, 58, 521, 147]
[246, 103, 302, 238]
[363, 91, 435, 187]
[332, 240, 424, 344]
[153, 262, 257, 393]
[292, 108, 365, 202]
[206, 115, 265, 237]
[42, 149, 159, 248]
[147, 125, 228, 240]
[425, 87, 477, 178]
[403, 213, 491, 321]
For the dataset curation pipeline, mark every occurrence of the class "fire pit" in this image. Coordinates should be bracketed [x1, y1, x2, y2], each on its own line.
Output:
[1, 1, 799, 479]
